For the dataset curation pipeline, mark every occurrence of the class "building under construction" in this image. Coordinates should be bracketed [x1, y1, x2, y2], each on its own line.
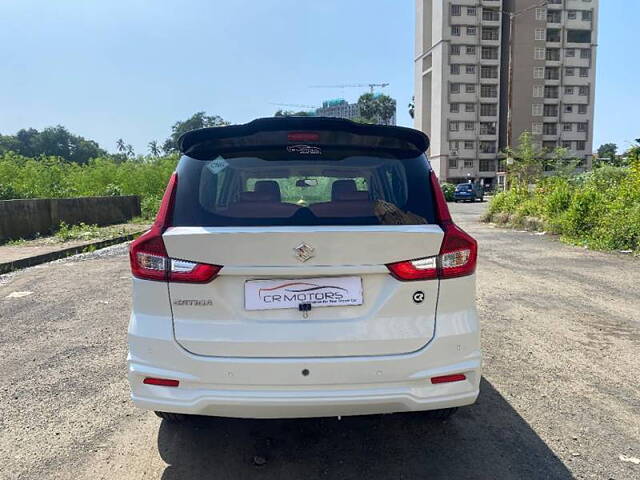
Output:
[315, 99, 361, 121]
[315, 97, 397, 125]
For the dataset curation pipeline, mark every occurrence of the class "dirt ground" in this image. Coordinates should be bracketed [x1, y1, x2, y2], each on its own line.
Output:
[1, 202, 638, 479]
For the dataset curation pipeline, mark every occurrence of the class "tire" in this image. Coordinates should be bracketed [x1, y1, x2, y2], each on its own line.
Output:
[155, 411, 190, 423]
[425, 407, 458, 420]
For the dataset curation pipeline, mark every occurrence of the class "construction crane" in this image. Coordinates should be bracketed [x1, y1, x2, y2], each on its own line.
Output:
[309, 83, 390, 93]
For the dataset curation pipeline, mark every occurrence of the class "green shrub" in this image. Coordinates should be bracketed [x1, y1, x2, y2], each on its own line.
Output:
[541, 178, 572, 217]
[485, 189, 527, 219]
[484, 159, 640, 253]
[0, 152, 178, 220]
[55, 222, 102, 242]
[561, 189, 602, 237]
[141, 195, 162, 220]
[441, 183, 456, 202]
[104, 183, 123, 196]
[0, 183, 22, 200]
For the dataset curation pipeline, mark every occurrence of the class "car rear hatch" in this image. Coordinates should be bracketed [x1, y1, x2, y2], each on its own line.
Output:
[131, 118, 475, 358]
[164, 224, 443, 357]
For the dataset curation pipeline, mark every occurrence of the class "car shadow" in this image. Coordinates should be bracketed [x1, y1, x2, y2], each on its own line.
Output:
[157, 378, 573, 479]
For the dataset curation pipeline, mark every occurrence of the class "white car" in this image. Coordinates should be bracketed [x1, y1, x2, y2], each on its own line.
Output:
[127, 117, 480, 422]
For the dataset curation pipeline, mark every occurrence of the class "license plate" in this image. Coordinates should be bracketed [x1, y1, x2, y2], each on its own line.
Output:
[245, 276, 363, 311]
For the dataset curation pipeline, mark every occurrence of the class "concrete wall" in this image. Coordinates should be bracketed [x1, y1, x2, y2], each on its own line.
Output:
[0, 196, 141, 242]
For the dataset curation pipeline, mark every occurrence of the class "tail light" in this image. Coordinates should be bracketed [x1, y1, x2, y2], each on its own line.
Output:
[129, 173, 221, 283]
[143, 377, 180, 387]
[437, 222, 477, 279]
[386, 171, 477, 281]
[288, 132, 320, 142]
[431, 374, 466, 384]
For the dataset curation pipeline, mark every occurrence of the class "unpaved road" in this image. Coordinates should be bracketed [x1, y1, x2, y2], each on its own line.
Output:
[1, 202, 639, 480]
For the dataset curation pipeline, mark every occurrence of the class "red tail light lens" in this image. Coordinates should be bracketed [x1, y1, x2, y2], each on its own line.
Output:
[168, 259, 221, 283]
[431, 374, 466, 384]
[288, 132, 320, 142]
[143, 377, 180, 387]
[386, 170, 477, 281]
[129, 173, 222, 283]
[387, 256, 438, 281]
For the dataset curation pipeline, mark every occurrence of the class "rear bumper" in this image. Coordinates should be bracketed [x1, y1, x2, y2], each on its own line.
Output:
[129, 354, 480, 418]
[130, 375, 479, 419]
[128, 286, 481, 418]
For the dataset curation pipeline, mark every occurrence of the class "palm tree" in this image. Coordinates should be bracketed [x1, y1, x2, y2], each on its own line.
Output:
[376, 95, 397, 126]
[148, 140, 160, 157]
[116, 138, 126, 153]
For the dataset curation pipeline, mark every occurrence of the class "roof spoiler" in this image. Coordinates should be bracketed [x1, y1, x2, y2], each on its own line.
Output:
[178, 117, 430, 157]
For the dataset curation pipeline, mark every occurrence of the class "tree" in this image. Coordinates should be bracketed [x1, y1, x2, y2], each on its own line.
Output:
[595, 143, 619, 167]
[0, 125, 106, 164]
[622, 138, 640, 166]
[377, 95, 397, 125]
[0, 134, 22, 154]
[503, 132, 547, 187]
[148, 140, 161, 157]
[125, 144, 135, 158]
[357, 93, 378, 123]
[357, 93, 397, 125]
[162, 112, 230, 153]
[548, 147, 582, 178]
[69, 137, 106, 164]
[116, 138, 127, 153]
[408, 96, 415, 120]
[597, 143, 617, 160]
[504, 132, 582, 187]
[14, 128, 39, 157]
[115, 138, 135, 160]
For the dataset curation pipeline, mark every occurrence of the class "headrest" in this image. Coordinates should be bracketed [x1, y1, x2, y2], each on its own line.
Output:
[332, 179, 368, 201]
[254, 180, 281, 202]
[336, 191, 369, 201]
[332, 179, 356, 200]
[239, 191, 276, 202]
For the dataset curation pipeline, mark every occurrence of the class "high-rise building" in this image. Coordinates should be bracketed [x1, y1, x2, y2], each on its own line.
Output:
[414, 0, 598, 188]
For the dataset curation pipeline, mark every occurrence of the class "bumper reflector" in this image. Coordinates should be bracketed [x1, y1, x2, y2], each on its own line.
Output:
[143, 377, 180, 387]
[431, 374, 466, 384]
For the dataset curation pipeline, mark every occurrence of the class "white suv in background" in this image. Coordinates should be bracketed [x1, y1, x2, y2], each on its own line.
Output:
[127, 117, 480, 422]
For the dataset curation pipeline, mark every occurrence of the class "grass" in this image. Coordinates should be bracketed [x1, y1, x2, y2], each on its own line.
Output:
[54, 222, 105, 242]
[5, 238, 28, 246]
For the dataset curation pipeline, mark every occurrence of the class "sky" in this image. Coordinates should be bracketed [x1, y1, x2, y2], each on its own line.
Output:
[0, 0, 636, 155]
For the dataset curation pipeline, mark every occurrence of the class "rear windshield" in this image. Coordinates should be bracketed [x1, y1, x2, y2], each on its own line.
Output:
[172, 148, 436, 226]
[456, 184, 472, 191]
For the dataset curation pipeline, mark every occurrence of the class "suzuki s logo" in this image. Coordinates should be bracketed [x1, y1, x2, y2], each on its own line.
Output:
[293, 243, 315, 263]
